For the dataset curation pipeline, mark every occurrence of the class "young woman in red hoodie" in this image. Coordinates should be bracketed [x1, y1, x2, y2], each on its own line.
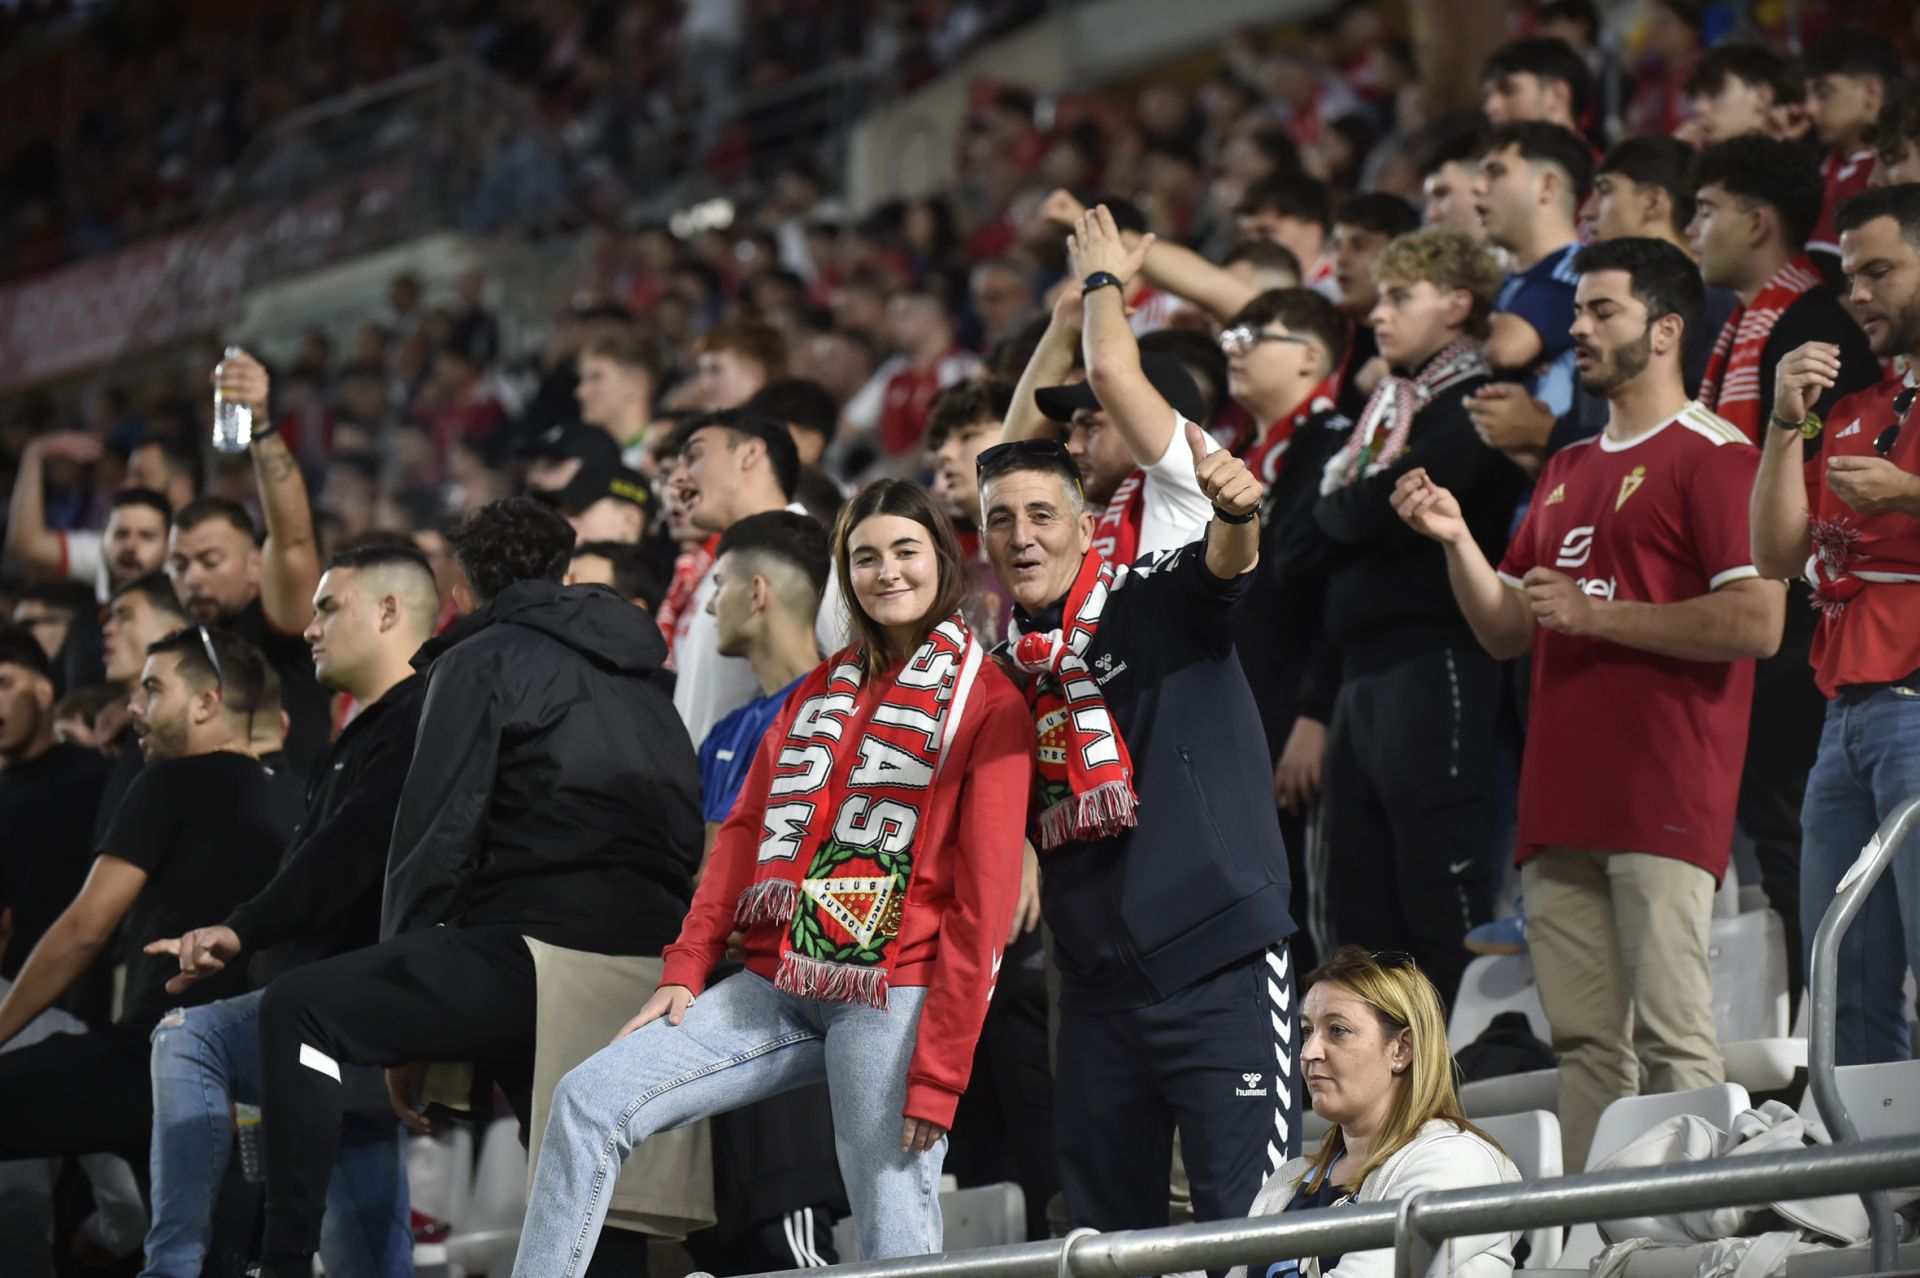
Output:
[512, 480, 1033, 1277]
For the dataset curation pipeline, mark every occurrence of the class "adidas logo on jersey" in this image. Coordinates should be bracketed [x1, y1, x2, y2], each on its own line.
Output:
[1545, 483, 1566, 506]
[1836, 419, 1862, 439]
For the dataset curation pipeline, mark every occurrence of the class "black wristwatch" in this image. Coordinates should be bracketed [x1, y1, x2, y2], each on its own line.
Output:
[1081, 271, 1123, 297]
[1213, 504, 1257, 525]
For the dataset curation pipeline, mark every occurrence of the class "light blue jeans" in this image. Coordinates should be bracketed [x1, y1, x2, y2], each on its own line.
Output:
[1800, 684, 1920, 1065]
[143, 989, 411, 1278]
[513, 971, 941, 1277]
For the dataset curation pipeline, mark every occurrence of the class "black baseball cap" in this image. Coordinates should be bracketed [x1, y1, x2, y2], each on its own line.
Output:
[531, 459, 653, 517]
[520, 421, 623, 470]
[1034, 353, 1208, 427]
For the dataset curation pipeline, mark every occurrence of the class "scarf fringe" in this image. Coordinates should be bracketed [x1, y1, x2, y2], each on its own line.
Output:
[774, 952, 891, 1009]
[735, 879, 799, 926]
[1034, 778, 1139, 851]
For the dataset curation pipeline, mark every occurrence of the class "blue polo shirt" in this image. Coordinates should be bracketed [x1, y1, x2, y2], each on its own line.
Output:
[1495, 242, 1579, 417]
[697, 675, 806, 824]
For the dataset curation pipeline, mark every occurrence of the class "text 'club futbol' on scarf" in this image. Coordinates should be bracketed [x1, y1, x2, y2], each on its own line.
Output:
[1008, 549, 1139, 850]
[1699, 255, 1823, 438]
[734, 615, 983, 1008]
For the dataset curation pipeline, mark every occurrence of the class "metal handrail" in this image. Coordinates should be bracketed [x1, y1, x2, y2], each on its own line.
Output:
[1807, 793, 1920, 1272]
[700, 1136, 1920, 1278]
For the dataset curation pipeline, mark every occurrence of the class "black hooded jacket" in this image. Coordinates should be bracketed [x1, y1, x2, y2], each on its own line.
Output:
[381, 578, 702, 955]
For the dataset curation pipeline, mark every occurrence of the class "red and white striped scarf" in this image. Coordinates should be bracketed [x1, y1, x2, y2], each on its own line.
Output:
[1323, 337, 1487, 493]
[1699, 256, 1822, 441]
[735, 616, 983, 1008]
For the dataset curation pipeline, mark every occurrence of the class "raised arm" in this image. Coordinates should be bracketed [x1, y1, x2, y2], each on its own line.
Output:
[1072, 206, 1184, 467]
[1002, 288, 1085, 444]
[1751, 342, 1833, 578]
[214, 351, 321, 633]
[1190, 423, 1262, 579]
[5, 432, 103, 579]
[1139, 238, 1259, 322]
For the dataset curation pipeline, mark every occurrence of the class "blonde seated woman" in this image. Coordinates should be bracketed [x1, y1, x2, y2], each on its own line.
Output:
[1231, 948, 1521, 1278]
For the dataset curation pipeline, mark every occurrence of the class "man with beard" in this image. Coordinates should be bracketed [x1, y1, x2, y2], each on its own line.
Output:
[1752, 184, 1920, 1066]
[94, 572, 192, 833]
[169, 352, 326, 776]
[0, 626, 297, 1173]
[140, 545, 440, 1277]
[1394, 238, 1785, 1167]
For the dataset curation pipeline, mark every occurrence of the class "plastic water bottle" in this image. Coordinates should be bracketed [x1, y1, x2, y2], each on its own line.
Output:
[212, 344, 253, 453]
[235, 1103, 266, 1182]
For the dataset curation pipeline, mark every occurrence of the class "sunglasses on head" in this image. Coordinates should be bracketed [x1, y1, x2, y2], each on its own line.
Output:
[1876, 385, 1917, 459]
[1371, 950, 1416, 970]
[196, 624, 226, 690]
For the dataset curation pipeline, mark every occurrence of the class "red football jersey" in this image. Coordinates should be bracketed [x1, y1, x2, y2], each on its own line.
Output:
[1802, 374, 1920, 696]
[1498, 402, 1762, 877]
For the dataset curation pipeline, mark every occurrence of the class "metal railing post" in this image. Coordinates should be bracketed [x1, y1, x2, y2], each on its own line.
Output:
[1807, 793, 1920, 1273]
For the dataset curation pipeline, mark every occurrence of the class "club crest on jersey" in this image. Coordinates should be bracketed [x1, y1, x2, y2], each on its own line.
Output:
[1615, 465, 1646, 512]
[1544, 483, 1565, 506]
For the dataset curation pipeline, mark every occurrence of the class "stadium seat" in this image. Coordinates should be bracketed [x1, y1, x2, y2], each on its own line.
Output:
[1474, 1110, 1564, 1268]
[830, 1182, 1026, 1263]
[1557, 1083, 1752, 1271]
[1796, 1060, 1920, 1138]
[1449, 954, 1552, 1047]
[446, 1116, 528, 1276]
[1708, 909, 1791, 1041]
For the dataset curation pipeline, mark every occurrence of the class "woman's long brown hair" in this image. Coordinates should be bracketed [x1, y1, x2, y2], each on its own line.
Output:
[832, 479, 974, 676]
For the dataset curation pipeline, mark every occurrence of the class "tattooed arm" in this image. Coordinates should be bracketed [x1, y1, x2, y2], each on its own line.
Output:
[217, 350, 322, 632]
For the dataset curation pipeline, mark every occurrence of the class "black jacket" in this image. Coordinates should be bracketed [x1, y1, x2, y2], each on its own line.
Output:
[381, 580, 702, 955]
[1235, 408, 1351, 757]
[1293, 365, 1525, 678]
[1007, 541, 1295, 1013]
[225, 673, 427, 987]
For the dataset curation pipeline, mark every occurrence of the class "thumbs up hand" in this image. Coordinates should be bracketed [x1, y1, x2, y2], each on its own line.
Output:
[1189, 421, 1260, 519]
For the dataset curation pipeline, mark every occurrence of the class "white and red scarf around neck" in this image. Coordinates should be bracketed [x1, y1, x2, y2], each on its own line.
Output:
[1699, 255, 1822, 440]
[1322, 338, 1487, 493]
[735, 615, 983, 1008]
[1007, 549, 1139, 850]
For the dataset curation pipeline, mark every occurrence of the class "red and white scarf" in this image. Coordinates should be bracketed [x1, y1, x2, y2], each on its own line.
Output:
[735, 616, 983, 1008]
[1323, 338, 1487, 493]
[1243, 382, 1337, 495]
[1699, 256, 1822, 440]
[1007, 549, 1138, 850]
[658, 535, 718, 665]
[1091, 470, 1146, 566]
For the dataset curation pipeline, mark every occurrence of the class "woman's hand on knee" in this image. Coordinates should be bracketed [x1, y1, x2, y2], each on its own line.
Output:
[902, 1116, 947, 1155]
[614, 985, 696, 1042]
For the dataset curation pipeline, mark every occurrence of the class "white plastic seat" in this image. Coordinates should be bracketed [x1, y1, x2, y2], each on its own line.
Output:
[1459, 1068, 1559, 1121]
[1557, 1083, 1751, 1271]
[1474, 1110, 1564, 1268]
[940, 1181, 1025, 1252]
[1449, 954, 1551, 1048]
[1796, 1059, 1920, 1138]
[446, 1116, 527, 1276]
[1709, 910, 1790, 1042]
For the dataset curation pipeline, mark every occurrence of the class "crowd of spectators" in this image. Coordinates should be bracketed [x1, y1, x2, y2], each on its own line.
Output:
[5, 0, 1920, 1274]
[0, 0, 1037, 282]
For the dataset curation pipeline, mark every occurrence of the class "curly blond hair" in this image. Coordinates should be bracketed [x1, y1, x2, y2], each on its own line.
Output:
[1373, 229, 1507, 339]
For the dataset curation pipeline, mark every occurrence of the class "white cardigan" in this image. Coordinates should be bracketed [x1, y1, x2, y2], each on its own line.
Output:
[1226, 1119, 1522, 1278]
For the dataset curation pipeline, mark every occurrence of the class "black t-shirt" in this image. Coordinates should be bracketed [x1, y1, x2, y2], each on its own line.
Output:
[226, 597, 328, 780]
[0, 743, 112, 1015]
[98, 752, 302, 1027]
[92, 727, 145, 848]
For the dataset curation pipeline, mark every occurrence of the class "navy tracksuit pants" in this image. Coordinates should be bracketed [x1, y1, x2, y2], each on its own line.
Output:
[1054, 942, 1300, 1231]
